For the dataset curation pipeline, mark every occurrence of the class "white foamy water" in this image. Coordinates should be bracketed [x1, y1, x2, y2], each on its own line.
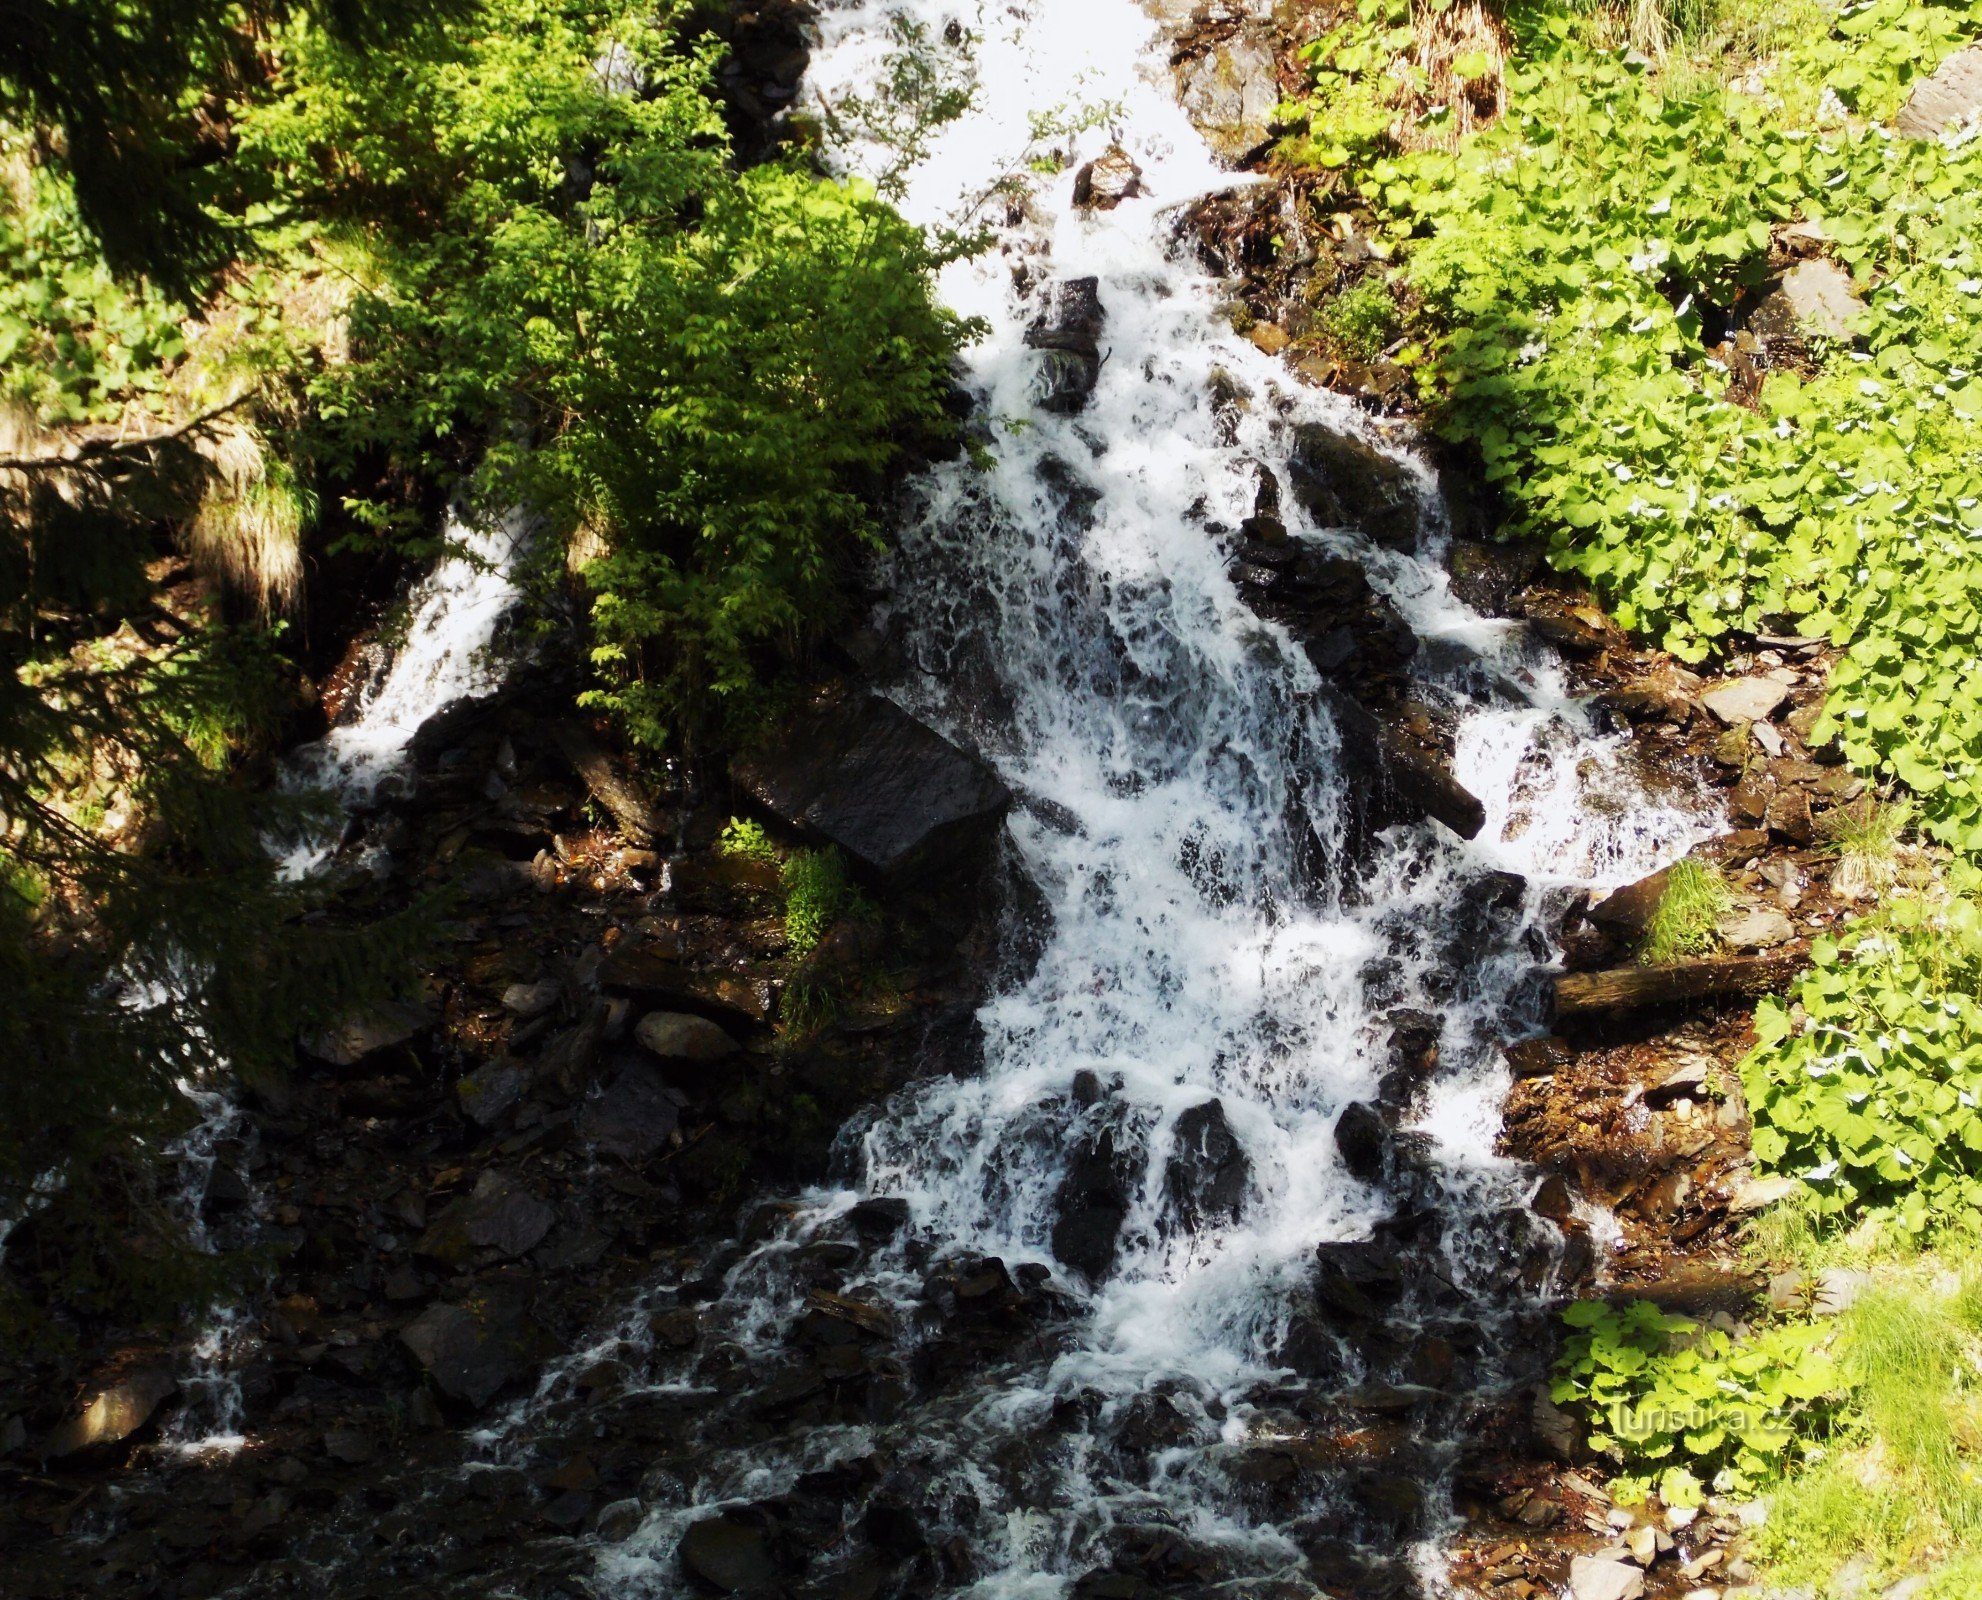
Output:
[277, 503, 530, 875]
[579, 2, 1707, 1596]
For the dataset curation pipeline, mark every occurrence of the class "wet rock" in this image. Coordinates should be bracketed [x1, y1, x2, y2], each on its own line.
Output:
[1376, 1010, 1440, 1113]
[679, 1508, 782, 1593]
[578, 1061, 682, 1161]
[635, 1010, 740, 1061]
[1174, 23, 1278, 162]
[44, 1358, 177, 1458]
[1053, 1127, 1135, 1281]
[1333, 1100, 1390, 1184]
[1073, 145, 1143, 209]
[1897, 43, 1982, 136]
[1163, 1098, 1250, 1229]
[400, 1294, 545, 1408]
[1507, 1036, 1570, 1078]
[847, 1196, 912, 1242]
[1568, 1554, 1646, 1600]
[1698, 677, 1790, 725]
[1645, 1056, 1713, 1108]
[730, 690, 1011, 883]
[322, 1425, 376, 1464]
[1312, 1239, 1406, 1321]
[1286, 424, 1424, 551]
[1313, 685, 1486, 842]
[1348, 1469, 1430, 1538]
[1025, 277, 1106, 413]
[1765, 785, 1816, 846]
[301, 1000, 435, 1068]
[1586, 866, 1673, 938]
[416, 1170, 556, 1263]
[202, 1162, 253, 1210]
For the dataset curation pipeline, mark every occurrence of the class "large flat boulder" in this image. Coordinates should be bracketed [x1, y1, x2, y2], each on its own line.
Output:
[1897, 43, 1982, 137]
[44, 1358, 177, 1459]
[400, 1293, 545, 1408]
[730, 692, 1010, 883]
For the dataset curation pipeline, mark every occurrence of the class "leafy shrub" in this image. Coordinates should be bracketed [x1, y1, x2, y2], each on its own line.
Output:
[1319, 277, 1400, 362]
[1744, 888, 1982, 1233]
[1640, 857, 1732, 964]
[1340, 0, 1982, 850]
[1552, 1298, 1845, 1503]
[719, 817, 777, 866]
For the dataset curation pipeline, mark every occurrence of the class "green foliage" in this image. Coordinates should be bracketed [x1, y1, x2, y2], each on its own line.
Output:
[1640, 856, 1733, 964]
[781, 847, 859, 960]
[719, 816, 777, 865]
[1317, 276, 1401, 362]
[239, 0, 970, 751]
[1552, 1297, 1845, 1502]
[1744, 885, 1982, 1233]
[1336, 0, 1982, 850]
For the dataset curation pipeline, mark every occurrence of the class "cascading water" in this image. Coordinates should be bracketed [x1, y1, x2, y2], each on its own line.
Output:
[435, 3, 1710, 1596]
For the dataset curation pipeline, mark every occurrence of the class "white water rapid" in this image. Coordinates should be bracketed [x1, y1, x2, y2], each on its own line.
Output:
[527, 3, 1713, 1597]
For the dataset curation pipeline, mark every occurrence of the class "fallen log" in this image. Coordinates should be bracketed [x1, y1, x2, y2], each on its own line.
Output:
[1551, 946, 1809, 1021]
[548, 721, 662, 843]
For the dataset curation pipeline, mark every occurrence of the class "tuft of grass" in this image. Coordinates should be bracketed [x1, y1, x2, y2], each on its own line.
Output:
[1639, 857, 1733, 964]
[781, 847, 863, 960]
[1821, 796, 1915, 904]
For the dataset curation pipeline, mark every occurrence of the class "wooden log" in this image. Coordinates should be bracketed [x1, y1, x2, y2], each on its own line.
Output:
[1551, 946, 1809, 1021]
[548, 721, 661, 843]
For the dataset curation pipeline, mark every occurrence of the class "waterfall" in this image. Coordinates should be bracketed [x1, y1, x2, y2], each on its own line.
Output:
[540, 2, 1711, 1595]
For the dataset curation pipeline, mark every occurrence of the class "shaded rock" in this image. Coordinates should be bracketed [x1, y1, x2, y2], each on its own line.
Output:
[1644, 1056, 1712, 1109]
[1073, 146, 1143, 209]
[679, 1509, 782, 1593]
[1699, 677, 1790, 725]
[1312, 1239, 1406, 1322]
[1376, 1010, 1440, 1112]
[44, 1359, 177, 1459]
[400, 1295, 545, 1408]
[730, 691, 1010, 884]
[1163, 1099, 1250, 1230]
[1286, 424, 1424, 551]
[322, 1425, 376, 1464]
[579, 1061, 682, 1161]
[457, 1057, 533, 1128]
[1333, 1100, 1390, 1183]
[636, 1010, 740, 1061]
[417, 1171, 556, 1263]
[301, 1000, 435, 1068]
[598, 949, 775, 1024]
[547, 720, 662, 842]
[1897, 43, 1982, 136]
[847, 1196, 912, 1242]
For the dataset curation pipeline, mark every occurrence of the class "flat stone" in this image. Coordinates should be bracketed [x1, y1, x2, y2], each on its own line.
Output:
[635, 1010, 739, 1062]
[1699, 677, 1790, 726]
[578, 1061, 682, 1161]
[416, 1171, 555, 1263]
[1755, 259, 1866, 342]
[597, 949, 775, 1024]
[1897, 43, 1982, 137]
[456, 1058, 533, 1128]
[301, 1000, 435, 1068]
[1568, 1554, 1647, 1600]
[1722, 906, 1796, 950]
[1645, 1056, 1712, 1108]
[1728, 1173, 1801, 1215]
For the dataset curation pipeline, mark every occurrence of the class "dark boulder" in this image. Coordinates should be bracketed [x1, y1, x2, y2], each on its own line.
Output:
[1162, 1099, 1249, 1230]
[847, 1196, 912, 1243]
[1286, 423, 1425, 552]
[730, 691, 1010, 884]
[679, 1507, 783, 1593]
[1312, 1239, 1407, 1322]
[1375, 1010, 1440, 1114]
[1333, 1101, 1391, 1184]
[1052, 1126, 1137, 1282]
[400, 1293, 546, 1408]
[578, 1060, 683, 1161]
[44, 1357, 177, 1459]
[416, 1171, 556, 1264]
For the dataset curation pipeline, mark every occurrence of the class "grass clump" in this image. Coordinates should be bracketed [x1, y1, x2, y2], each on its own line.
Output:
[1640, 858, 1733, 964]
[1821, 795, 1916, 903]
